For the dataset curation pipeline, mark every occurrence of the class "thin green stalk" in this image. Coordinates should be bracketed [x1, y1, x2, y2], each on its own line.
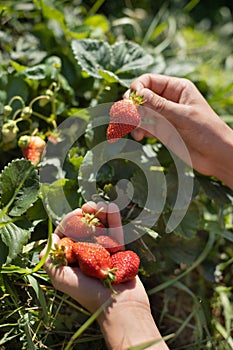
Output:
[3, 275, 35, 349]
[64, 297, 113, 350]
[142, 4, 168, 46]
[128, 333, 175, 350]
[88, 0, 106, 16]
[215, 322, 233, 349]
[31, 217, 53, 273]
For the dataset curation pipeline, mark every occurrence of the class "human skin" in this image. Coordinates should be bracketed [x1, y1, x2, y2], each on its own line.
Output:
[127, 73, 233, 189]
[40, 201, 169, 350]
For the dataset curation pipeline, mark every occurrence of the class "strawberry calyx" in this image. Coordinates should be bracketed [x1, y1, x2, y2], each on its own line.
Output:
[50, 243, 68, 267]
[18, 135, 31, 148]
[81, 207, 105, 233]
[128, 90, 145, 105]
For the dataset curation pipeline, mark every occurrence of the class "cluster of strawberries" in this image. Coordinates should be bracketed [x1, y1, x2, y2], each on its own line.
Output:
[50, 209, 140, 292]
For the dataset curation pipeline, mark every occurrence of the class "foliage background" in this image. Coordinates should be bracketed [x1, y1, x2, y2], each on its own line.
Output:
[0, 0, 233, 349]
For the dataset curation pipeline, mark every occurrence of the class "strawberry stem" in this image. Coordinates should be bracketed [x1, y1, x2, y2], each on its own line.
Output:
[129, 90, 146, 105]
[103, 268, 119, 294]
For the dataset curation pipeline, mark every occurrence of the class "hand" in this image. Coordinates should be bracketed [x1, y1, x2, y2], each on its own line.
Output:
[40, 201, 169, 350]
[128, 74, 233, 188]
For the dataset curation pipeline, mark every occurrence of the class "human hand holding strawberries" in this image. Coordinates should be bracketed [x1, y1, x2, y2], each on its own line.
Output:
[40, 202, 169, 349]
[40, 201, 140, 311]
[126, 73, 233, 189]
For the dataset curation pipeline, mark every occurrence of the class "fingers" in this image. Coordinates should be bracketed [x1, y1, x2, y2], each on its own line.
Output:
[82, 201, 97, 214]
[130, 73, 191, 103]
[96, 201, 108, 226]
[138, 88, 188, 124]
[43, 255, 113, 313]
[54, 208, 83, 237]
[48, 201, 125, 255]
[39, 233, 60, 268]
[107, 203, 125, 247]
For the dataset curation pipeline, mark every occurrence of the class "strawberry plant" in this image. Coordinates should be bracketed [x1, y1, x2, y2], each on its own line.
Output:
[0, 1, 233, 349]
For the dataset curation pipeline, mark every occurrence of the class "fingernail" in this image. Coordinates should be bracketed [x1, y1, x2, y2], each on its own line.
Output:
[108, 202, 119, 213]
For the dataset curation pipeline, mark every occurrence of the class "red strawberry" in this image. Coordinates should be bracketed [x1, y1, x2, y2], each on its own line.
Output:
[110, 250, 140, 284]
[50, 237, 76, 266]
[73, 242, 112, 280]
[18, 135, 46, 165]
[94, 235, 123, 254]
[64, 212, 106, 240]
[107, 91, 144, 143]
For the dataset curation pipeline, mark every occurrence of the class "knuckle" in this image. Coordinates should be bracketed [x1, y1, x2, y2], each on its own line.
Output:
[152, 96, 167, 112]
[180, 77, 195, 90]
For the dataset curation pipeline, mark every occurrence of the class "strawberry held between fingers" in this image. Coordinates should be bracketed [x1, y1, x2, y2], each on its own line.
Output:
[107, 91, 145, 143]
[18, 135, 46, 165]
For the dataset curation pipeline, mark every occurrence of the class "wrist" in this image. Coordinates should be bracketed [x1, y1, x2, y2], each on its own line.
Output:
[98, 297, 169, 350]
[211, 124, 233, 189]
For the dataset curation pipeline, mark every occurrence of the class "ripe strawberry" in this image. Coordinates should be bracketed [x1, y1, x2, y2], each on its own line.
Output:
[64, 212, 106, 240]
[18, 135, 46, 165]
[50, 237, 76, 266]
[107, 91, 144, 143]
[94, 235, 123, 254]
[73, 242, 113, 279]
[110, 250, 140, 284]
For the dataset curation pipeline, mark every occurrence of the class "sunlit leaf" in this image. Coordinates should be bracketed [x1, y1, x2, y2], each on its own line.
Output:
[0, 159, 39, 216]
[0, 215, 31, 264]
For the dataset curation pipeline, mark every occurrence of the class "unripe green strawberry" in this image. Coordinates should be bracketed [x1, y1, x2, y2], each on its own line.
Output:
[3, 105, 13, 117]
[18, 135, 46, 165]
[107, 91, 144, 143]
[2, 120, 19, 144]
[20, 106, 32, 119]
[50, 237, 76, 266]
[110, 250, 140, 284]
[64, 212, 106, 240]
[73, 242, 112, 279]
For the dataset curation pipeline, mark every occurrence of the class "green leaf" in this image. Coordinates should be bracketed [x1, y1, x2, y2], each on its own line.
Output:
[0, 159, 39, 216]
[84, 14, 109, 33]
[41, 178, 79, 221]
[198, 176, 233, 205]
[135, 225, 159, 240]
[0, 236, 8, 265]
[17, 64, 46, 80]
[0, 215, 31, 264]
[112, 41, 154, 74]
[129, 169, 147, 208]
[169, 201, 200, 239]
[72, 39, 112, 79]
[40, 0, 66, 32]
[27, 274, 49, 323]
[72, 39, 154, 84]
[160, 233, 203, 265]
[98, 69, 122, 84]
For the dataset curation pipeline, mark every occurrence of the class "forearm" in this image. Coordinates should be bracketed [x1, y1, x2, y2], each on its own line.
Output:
[210, 124, 233, 189]
[98, 300, 169, 350]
